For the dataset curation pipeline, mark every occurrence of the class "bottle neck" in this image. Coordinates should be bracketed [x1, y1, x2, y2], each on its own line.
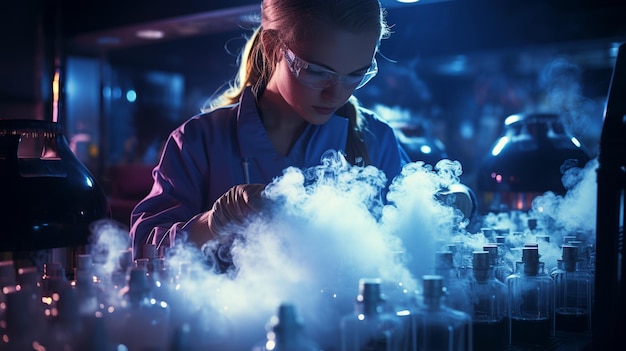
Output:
[473, 267, 494, 282]
[356, 300, 382, 316]
[423, 295, 444, 310]
[516, 261, 544, 276]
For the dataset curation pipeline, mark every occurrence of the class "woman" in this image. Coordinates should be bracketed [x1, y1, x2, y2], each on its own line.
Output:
[130, 0, 410, 259]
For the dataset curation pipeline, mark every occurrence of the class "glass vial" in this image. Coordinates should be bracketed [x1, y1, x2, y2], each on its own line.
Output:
[506, 246, 555, 345]
[252, 303, 321, 351]
[435, 250, 473, 316]
[340, 278, 404, 351]
[469, 251, 509, 351]
[412, 275, 472, 351]
[107, 266, 171, 351]
[551, 245, 593, 333]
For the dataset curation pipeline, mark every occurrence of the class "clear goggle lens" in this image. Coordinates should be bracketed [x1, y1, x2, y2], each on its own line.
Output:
[283, 47, 377, 90]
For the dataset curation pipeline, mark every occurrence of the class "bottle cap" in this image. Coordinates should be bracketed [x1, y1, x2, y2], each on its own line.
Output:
[119, 249, 134, 271]
[435, 251, 454, 269]
[274, 303, 301, 335]
[472, 251, 490, 270]
[562, 245, 579, 262]
[422, 275, 444, 298]
[522, 247, 539, 264]
[128, 267, 149, 294]
[527, 217, 538, 231]
[143, 244, 157, 259]
[357, 278, 383, 304]
[481, 228, 496, 239]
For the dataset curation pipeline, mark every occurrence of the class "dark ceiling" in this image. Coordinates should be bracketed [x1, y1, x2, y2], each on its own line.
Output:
[56, 0, 626, 77]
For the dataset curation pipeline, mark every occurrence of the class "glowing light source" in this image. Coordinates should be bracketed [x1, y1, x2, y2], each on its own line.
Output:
[504, 114, 521, 126]
[126, 89, 137, 102]
[420, 145, 432, 154]
[52, 69, 60, 122]
[491, 136, 509, 156]
[136, 29, 165, 39]
[397, 0, 420, 3]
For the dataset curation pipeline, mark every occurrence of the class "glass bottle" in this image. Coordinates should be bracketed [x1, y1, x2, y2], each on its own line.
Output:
[340, 278, 404, 351]
[16, 266, 47, 333]
[41, 261, 71, 320]
[72, 254, 100, 316]
[506, 246, 555, 345]
[412, 275, 472, 351]
[482, 244, 512, 284]
[45, 285, 83, 350]
[434, 250, 472, 316]
[479, 227, 496, 242]
[469, 251, 508, 351]
[252, 303, 321, 351]
[551, 245, 593, 333]
[107, 266, 171, 351]
[0, 286, 47, 351]
[494, 235, 514, 276]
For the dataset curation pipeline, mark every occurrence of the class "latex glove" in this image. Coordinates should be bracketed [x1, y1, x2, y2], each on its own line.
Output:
[185, 183, 268, 247]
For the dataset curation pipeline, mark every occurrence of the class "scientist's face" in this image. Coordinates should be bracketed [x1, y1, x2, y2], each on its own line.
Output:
[267, 23, 379, 125]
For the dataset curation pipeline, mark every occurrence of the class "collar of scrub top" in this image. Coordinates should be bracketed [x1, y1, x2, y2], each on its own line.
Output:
[236, 87, 349, 162]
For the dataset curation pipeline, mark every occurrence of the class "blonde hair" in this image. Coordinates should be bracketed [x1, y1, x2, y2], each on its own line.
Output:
[204, 0, 391, 165]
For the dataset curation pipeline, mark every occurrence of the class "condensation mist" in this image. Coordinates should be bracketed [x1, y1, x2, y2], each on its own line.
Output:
[87, 150, 597, 349]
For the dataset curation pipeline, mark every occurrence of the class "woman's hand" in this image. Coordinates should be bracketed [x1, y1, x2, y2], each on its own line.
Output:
[185, 183, 268, 247]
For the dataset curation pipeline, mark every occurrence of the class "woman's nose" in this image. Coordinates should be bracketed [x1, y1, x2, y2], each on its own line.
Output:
[321, 80, 352, 100]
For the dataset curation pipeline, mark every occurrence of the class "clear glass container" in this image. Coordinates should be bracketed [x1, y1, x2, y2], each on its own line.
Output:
[434, 250, 473, 316]
[482, 244, 512, 284]
[506, 247, 555, 345]
[0, 286, 47, 350]
[412, 275, 472, 351]
[252, 303, 321, 351]
[551, 245, 593, 333]
[340, 278, 405, 351]
[106, 266, 171, 351]
[469, 251, 509, 351]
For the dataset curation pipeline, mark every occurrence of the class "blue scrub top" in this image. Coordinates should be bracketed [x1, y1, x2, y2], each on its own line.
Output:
[130, 87, 409, 254]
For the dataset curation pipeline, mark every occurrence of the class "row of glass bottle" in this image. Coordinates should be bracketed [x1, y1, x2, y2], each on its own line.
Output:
[440, 222, 595, 350]
[0, 232, 593, 351]
[0, 254, 469, 351]
[254, 215, 595, 351]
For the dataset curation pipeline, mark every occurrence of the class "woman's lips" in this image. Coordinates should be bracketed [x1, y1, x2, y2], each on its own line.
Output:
[313, 106, 336, 115]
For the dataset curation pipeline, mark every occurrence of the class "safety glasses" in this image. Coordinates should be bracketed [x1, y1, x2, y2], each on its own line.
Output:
[282, 46, 378, 90]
